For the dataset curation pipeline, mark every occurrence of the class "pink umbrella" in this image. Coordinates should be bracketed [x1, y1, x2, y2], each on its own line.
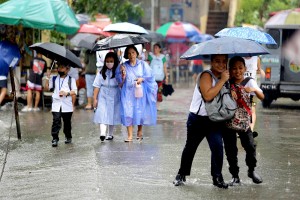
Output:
[78, 24, 112, 37]
[265, 8, 300, 28]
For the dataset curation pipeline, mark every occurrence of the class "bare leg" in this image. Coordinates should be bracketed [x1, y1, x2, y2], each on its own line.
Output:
[126, 126, 133, 141]
[34, 91, 40, 108]
[137, 125, 143, 138]
[27, 89, 33, 108]
[85, 97, 93, 109]
[0, 88, 7, 105]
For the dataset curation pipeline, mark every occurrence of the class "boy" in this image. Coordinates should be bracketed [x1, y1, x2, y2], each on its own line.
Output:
[45, 63, 77, 147]
[223, 56, 264, 186]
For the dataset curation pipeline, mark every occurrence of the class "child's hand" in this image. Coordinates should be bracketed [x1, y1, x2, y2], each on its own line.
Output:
[244, 87, 255, 93]
[93, 99, 98, 108]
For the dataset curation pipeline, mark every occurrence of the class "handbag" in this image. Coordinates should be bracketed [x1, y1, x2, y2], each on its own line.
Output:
[162, 83, 174, 97]
[225, 84, 251, 132]
[135, 82, 143, 98]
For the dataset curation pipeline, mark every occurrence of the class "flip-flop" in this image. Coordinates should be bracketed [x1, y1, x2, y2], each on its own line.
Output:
[124, 139, 133, 142]
[85, 107, 93, 110]
[136, 137, 143, 141]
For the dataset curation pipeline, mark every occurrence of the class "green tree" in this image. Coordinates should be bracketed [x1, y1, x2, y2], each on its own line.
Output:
[72, 0, 144, 23]
[235, 0, 299, 27]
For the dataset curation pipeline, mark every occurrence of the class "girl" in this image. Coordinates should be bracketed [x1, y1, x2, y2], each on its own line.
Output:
[223, 56, 264, 186]
[93, 52, 121, 141]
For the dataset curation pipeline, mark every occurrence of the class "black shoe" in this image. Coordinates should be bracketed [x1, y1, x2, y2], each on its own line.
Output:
[100, 136, 105, 141]
[248, 171, 263, 184]
[65, 138, 72, 144]
[228, 177, 241, 186]
[213, 177, 228, 189]
[253, 131, 258, 138]
[173, 174, 186, 186]
[52, 139, 58, 147]
[106, 136, 114, 140]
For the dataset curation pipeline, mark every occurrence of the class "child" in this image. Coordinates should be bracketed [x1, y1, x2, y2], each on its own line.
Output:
[45, 63, 77, 147]
[93, 52, 121, 141]
[223, 56, 264, 186]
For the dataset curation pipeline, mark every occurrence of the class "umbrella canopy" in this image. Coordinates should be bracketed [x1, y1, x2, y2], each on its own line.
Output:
[93, 34, 149, 51]
[189, 33, 214, 43]
[142, 30, 165, 42]
[76, 13, 90, 25]
[156, 21, 201, 42]
[0, 0, 80, 35]
[103, 22, 148, 34]
[180, 37, 270, 60]
[265, 8, 300, 28]
[78, 24, 111, 37]
[70, 33, 99, 50]
[30, 43, 82, 68]
[0, 40, 21, 76]
[215, 27, 277, 44]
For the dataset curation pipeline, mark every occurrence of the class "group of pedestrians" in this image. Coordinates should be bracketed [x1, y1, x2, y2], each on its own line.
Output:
[173, 54, 264, 188]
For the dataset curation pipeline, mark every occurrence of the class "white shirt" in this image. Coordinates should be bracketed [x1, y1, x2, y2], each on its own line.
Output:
[49, 75, 77, 112]
[244, 78, 262, 96]
[244, 56, 258, 80]
[96, 50, 110, 68]
[189, 76, 216, 116]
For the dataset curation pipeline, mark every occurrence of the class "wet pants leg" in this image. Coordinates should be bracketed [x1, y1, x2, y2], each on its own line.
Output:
[238, 128, 257, 171]
[51, 111, 62, 140]
[223, 128, 239, 177]
[178, 113, 207, 176]
[206, 125, 224, 179]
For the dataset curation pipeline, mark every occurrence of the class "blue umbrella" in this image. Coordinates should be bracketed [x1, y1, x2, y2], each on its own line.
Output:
[0, 40, 21, 77]
[215, 27, 277, 45]
[189, 33, 214, 43]
[180, 37, 270, 60]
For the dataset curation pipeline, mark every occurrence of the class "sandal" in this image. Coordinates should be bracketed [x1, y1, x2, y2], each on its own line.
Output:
[85, 106, 93, 110]
[124, 138, 133, 142]
[136, 137, 143, 141]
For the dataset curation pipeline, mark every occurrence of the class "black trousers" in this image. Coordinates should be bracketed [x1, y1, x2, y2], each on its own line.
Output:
[223, 128, 257, 177]
[178, 113, 225, 179]
[51, 110, 73, 140]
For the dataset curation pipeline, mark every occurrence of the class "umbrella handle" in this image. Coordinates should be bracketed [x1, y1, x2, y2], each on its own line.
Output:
[50, 60, 57, 71]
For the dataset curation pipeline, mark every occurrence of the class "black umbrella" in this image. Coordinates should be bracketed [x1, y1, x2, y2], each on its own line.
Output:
[93, 34, 149, 51]
[30, 42, 82, 68]
[70, 33, 98, 50]
[142, 30, 165, 42]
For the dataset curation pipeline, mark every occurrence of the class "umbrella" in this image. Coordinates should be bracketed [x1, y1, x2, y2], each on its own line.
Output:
[93, 34, 149, 51]
[189, 33, 214, 43]
[76, 13, 90, 25]
[265, 8, 300, 28]
[103, 22, 148, 34]
[156, 21, 201, 42]
[78, 24, 111, 37]
[30, 43, 82, 68]
[0, 40, 21, 73]
[70, 33, 99, 50]
[180, 37, 270, 60]
[0, 40, 21, 139]
[215, 27, 277, 45]
[0, 0, 80, 35]
[142, 30, 165, 42]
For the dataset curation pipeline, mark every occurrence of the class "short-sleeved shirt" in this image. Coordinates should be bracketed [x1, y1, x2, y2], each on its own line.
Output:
[28, 57, 47, 85]
[148, 52, 166, 81]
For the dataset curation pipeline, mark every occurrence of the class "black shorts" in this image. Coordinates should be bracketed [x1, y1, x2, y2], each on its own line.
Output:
[0, 79, 7, 88]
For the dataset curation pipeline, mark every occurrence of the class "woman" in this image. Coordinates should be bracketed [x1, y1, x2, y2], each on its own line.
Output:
[173, 54, 229, 189]
[148, 43, 168, 109]
[93, 52, 121, 142]
[116, 45, 158, 142]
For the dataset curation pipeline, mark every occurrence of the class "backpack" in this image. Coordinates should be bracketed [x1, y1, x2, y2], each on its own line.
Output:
[50, 75, 72, 92]
[200, 70, 237, 122]
[225, 77, 253, 132]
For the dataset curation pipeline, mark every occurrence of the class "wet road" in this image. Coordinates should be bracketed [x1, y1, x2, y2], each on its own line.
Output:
[0, 82, 300, 200]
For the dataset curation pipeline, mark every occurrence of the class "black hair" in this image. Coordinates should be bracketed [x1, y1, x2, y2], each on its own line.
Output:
[123, 45, 139, 59]
[211, 54, 228, 61]
[100, 52, 119, 80]
[229, 56, 246, 69]
[154, 43, 161, 49]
